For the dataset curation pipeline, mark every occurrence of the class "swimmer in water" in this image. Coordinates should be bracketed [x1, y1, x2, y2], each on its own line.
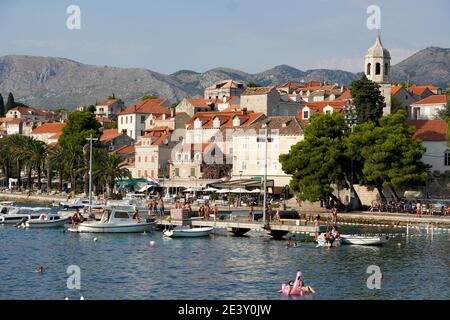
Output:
[36, 266, 44, 273]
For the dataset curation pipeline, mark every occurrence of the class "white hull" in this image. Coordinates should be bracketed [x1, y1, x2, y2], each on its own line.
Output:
[25, 217, 70, 228]
[340, 235, 389, 246]
[0, 214, 43, 224]
[163, 227, 213, 238]
[69, 221, 155, 233]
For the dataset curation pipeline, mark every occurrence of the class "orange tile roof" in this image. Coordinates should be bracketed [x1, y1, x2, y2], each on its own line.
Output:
[185, 111, 264, 129]
[97, 99, 119, 106]
[118, 98, 170, 115]
[409, 84, 440, 96]
[242, 87, 275, 96]
[99, 129, 122, 142]
[114, 144, 135, 154]
[186, 97, 214, 108]
[96, 116, 113, 123]
[406, 120, 448, 141]
[411, 94, 448, 105]
[335, 89, 351, 101]
[48, 132, 62, 140]
[391, 85, 403, 96]
[31, 123, 65, 134]
[144, 126, 173, 133]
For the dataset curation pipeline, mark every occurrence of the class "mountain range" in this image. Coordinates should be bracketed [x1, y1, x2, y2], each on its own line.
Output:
[0, 47, 449, 108]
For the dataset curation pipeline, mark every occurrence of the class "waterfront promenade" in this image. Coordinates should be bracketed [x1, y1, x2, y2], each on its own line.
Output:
[2, 191, 450, 228]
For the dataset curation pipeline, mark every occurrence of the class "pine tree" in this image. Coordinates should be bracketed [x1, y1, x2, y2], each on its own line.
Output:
[0, 94, 5, 117]
[5, 92, 16, 112]
[350, 74, 386, 124]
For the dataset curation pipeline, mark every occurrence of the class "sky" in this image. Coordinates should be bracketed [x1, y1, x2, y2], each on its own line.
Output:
[0, 0, 449, 74]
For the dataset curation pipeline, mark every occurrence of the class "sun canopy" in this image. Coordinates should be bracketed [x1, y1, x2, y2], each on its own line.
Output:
[203, 187, 219, 192]
[230, 188, 250, 193]
[249, 188, 261, 193]
[216, 189, 231, 194]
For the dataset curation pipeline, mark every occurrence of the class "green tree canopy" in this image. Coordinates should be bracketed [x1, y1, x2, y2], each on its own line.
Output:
[246, 82, 262, 88]
[279, 113, 348, 204]
[59, 111, 101, 149]
[350, 74, 386, 124]
[0, 94, 5, 117]
[345, 110, 428, 200]
[436, 100, 450, 120]
[5, 92, 15, 111]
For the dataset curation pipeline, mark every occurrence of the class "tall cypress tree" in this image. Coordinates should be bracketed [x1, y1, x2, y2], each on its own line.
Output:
[0, 94, 5, 117]
[5, 92, 16, 112]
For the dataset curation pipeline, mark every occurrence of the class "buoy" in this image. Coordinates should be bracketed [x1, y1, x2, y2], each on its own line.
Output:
[80, 296, 84, 300]
[93, 238, 98, 242]
[150, 241, 155, 246]
[65, 297, 69, 300]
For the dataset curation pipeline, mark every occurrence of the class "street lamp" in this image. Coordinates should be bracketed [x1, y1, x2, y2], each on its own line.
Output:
[86, 134, 99, 218]
[343, 105, 358, 210]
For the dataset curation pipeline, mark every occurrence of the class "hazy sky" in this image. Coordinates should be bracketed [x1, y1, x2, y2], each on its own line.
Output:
[0, 0, 449, 74]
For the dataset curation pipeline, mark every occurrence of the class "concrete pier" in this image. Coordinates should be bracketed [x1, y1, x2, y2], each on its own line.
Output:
[156, 218, 317, 239]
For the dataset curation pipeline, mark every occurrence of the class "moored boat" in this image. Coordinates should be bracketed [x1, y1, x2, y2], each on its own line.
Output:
[68, 207, 155, 233]
[0, 206, 52, 225]
[163, 227, 213, 238]
[25, 214, 70, 228]
[340, 234, 389, 246]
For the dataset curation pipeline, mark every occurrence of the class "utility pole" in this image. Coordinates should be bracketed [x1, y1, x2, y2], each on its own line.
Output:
[263, 126, 269, 228]
[86, 134, 98, 218]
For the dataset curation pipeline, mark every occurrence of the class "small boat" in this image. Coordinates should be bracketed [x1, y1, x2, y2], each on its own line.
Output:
[68, 207, 155, 233]
[163, 227, 213, 238]
[316, 233, 341, 247]
[60, 198, 103, 210]
[0, 206, 52, 224]
[25, 214, 70, 228]
[340, 234, 389, 246]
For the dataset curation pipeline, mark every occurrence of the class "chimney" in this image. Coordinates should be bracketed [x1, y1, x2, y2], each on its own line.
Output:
[243, 108, 248, 115]
[170, 106, 176, 118]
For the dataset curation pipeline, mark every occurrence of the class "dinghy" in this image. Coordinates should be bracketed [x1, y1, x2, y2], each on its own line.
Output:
[340, 234, 389, 246]
[163, 227, 213, 238]
[25, 214, 70, 228]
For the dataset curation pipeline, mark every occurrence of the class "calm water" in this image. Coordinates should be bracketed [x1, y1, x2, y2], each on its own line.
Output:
[0, 206, 449, 300]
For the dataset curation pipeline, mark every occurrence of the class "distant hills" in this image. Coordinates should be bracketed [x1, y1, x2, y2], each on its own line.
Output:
[0, 47, 448, 108]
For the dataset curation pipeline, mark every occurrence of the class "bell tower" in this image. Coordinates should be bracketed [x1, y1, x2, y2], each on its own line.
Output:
[364, 33, 392, 115]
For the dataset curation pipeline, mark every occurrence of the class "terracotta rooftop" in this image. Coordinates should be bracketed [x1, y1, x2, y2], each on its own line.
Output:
[409, 84, 440, 96]
[99, 129, 122, 142]
[114, 144, 135, 154]
[118, 98, 170, 115]
[411, 94, 448, 106]
[31, 123, 66, 134]
[97, 99, 120, 106]
[242, 116, 304, 136]
[242, 87, 276, 96]
[205, 80, 244, 90]
[186, 110, 264, 129]
[406, 120, 448, 141]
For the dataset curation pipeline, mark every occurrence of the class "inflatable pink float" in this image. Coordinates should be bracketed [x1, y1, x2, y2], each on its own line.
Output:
[280, 271, 306, 296]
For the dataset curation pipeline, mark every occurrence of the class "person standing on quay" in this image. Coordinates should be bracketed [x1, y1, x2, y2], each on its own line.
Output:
[331, 207, 338, 226]
[313, 215, 321, 240]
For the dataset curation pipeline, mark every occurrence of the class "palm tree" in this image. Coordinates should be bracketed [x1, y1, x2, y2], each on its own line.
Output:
[0, 137, 13, 187]
[26, 138, 47, 191]
[47, 145, 66, 193]
[94, 153, 131, 199]
[63, 143, 83, 196]
[6, 134, 29, 190]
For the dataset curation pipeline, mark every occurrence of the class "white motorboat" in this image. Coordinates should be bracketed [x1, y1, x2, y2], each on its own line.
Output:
[0, 206, 52, 224]
[163, 227, 213, 238]
[340, 234, 389, 246]
[24, 213, 70, 228]
[68, 207, 155, 233]
[60, 198, 103, 210]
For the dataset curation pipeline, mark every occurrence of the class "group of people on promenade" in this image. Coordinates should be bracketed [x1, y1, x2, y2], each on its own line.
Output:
[146, 198, 165, 219]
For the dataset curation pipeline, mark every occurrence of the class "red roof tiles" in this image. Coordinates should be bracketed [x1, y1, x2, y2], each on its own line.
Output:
[406, 120, 448, 141]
